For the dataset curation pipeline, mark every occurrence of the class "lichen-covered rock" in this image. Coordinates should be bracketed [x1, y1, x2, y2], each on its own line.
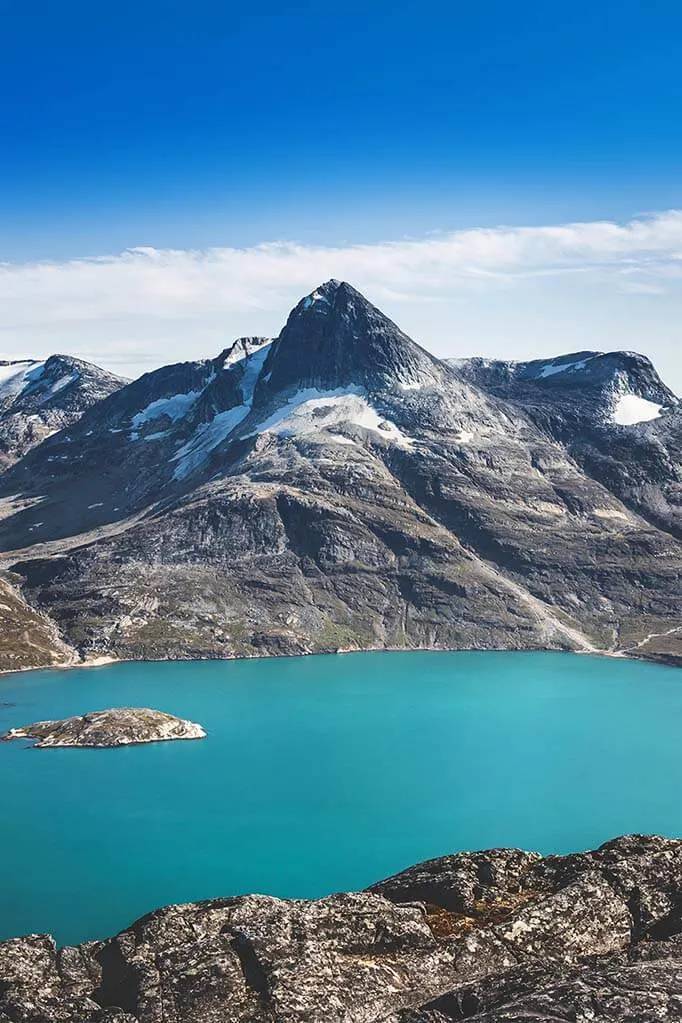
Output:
[3, 835, 682, 1021]
[0, 708, 206, 748]
[368, 847, 544, 913]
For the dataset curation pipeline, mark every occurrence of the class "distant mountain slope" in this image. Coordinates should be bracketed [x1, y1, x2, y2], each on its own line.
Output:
[450, 351, 682, 539]
[0, 283, 679, 671]
[0, 355, 127, 468]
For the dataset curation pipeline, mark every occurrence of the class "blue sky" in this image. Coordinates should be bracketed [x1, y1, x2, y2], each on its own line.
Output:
[2, 0, 682, 387]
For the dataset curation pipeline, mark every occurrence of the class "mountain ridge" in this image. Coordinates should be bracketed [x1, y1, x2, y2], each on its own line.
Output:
[0, 281, 679, 672]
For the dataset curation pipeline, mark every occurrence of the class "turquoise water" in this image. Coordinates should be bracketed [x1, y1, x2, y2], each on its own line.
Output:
[1, 650, 681, 946]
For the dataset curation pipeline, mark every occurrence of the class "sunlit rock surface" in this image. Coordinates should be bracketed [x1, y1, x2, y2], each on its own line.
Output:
[0, 707, 206, 747]
[2, 835, 682, 1021]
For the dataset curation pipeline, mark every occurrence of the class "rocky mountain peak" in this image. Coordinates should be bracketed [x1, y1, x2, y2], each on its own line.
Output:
[516, 350, 677, 403]
[0, 353, 127, 467]
[1, 354, 127, 412]
[257, 280, 444, 395]
[218, 336, 272, 370]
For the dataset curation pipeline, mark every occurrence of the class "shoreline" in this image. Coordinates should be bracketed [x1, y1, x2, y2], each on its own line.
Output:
[0, 640, 679, 680]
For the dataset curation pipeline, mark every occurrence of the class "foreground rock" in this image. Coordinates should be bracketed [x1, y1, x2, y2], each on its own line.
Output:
[3, 835, 682, 1021]
[0, 707, 206, 747]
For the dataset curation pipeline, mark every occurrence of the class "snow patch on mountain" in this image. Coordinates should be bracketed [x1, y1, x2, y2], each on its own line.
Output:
[303, 290, 331, 310]
[0, 361, 45, 399]
[44, 370, 80, 398]
[172, 406, 250, 479]
[611, 393, 664, 426]
[537, 357, 593, 379]
[172, 343, 272, 479]
[238, 342, 272, 401]
[132, 390, 203, 433]
[222, 337, 271, 370]
[247, 389, 415, 448]
[301, 282, 340, 311]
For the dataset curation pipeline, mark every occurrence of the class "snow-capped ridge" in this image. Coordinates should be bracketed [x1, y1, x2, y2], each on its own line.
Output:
[0, 361, 45, 400]
[171, 342, 272, 479]
[451, 349, 678, 413]
[0, 355, 127, 466]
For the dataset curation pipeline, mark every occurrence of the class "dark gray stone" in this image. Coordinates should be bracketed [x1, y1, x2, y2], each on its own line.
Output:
[3, 835, 682, 1022]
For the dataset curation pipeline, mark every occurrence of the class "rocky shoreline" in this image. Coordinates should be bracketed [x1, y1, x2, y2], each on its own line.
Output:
[0, 707, 206, 747]
[2, 834, 682, 1021]
[0, 640, 679, 681]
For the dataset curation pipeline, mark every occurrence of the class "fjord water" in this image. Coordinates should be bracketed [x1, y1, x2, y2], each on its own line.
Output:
[1, 651, 681, 946]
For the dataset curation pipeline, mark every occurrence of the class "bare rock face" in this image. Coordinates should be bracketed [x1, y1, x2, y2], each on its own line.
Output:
[0, 707, 206, 747]
[3, 835, 682, 1021]
[0, 572, 78, 672]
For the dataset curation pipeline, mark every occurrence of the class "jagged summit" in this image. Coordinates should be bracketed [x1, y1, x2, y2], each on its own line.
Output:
[218, 336, 271, 369]
[256, 280, 444, 395]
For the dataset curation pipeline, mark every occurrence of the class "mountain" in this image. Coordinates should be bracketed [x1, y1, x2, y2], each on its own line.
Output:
[0, 354, 127, 469]
[2, 834, 681, 1022]
[0, 281, 680, 671]
[450, 351, 682, 538]
[257, 279, 444, 392]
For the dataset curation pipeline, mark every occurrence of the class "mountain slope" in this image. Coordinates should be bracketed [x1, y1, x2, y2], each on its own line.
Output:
[0, 355, 127, 469]
[450, 351, 682, 540]
[0, 283, 680, 671]
[0, 571, 77, 672]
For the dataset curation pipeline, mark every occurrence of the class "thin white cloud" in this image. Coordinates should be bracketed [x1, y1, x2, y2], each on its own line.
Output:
[1, 211, 681, 389]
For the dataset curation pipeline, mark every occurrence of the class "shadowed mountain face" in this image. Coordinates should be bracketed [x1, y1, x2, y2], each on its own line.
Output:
[0, 281, 680, 670]
[256, 280, 444, 394]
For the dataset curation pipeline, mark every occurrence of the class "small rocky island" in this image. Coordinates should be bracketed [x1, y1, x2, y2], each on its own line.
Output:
[1, 834, 682, 1021]
[0, 707, 206, 748]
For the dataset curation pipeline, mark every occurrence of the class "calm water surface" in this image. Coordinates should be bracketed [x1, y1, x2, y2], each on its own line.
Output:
[1, 650, 681, 945]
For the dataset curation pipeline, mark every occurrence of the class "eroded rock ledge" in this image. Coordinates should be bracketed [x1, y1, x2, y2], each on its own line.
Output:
[0, 707, 206, 748]
[2, 835, 682, 1021]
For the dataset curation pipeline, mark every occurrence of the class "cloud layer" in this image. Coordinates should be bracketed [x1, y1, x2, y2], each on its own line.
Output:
[1, 211, 681, 388]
